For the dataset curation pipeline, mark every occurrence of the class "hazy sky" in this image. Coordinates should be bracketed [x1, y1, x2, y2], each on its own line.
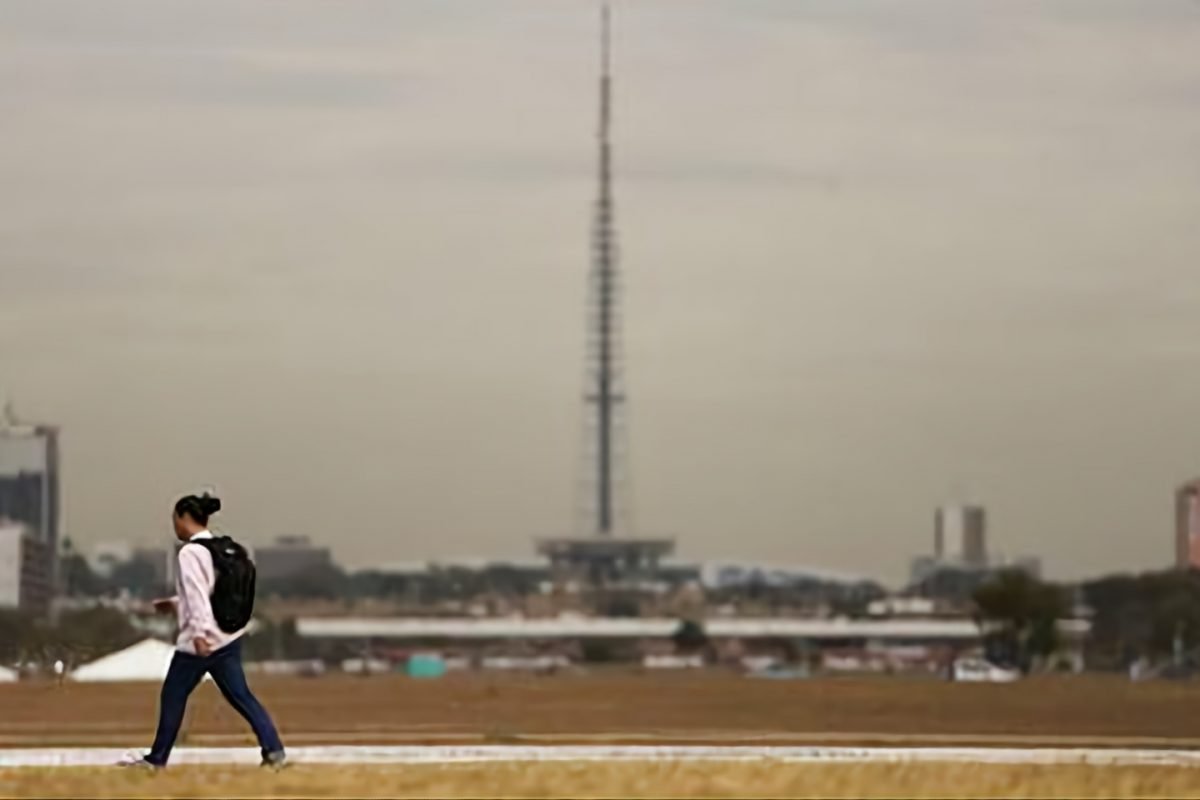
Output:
[3, 1, 1200, 583]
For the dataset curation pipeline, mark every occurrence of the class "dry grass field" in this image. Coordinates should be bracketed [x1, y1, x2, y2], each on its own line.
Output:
[5, 762, 1200, 799]
[6, 674, 1200, 798]
[2, 672, 1200, 748]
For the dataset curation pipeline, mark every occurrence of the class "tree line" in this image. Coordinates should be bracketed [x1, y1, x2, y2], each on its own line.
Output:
[50, 540, 1200, 673]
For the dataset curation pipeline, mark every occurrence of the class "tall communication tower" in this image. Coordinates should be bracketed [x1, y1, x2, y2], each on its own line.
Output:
[536, 4, 675, 585]
[587, 1, 623, 536]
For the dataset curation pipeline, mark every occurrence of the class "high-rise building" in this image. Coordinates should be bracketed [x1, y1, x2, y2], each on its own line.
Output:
[1174, 480, 1200, 570]
[253, 535, 334, 583]
[911, 503, 1039, 588]
[0, 522, 53, 615]
[935, 504, 988, 569]
[0, 402, 60, 591]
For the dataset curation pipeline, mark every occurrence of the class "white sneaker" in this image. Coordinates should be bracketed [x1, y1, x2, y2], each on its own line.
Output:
[116, 751, 160, 771]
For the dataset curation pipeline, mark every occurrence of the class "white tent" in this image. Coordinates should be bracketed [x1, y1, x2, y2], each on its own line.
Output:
[70, 638, 209, 683]
[0, 665, 17, 683]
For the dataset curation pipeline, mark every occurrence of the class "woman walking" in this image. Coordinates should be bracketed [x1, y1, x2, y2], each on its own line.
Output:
[123, 493, 286, 770]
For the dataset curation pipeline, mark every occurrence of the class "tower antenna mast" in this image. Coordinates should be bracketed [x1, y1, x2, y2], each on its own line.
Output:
[590, 1, 620, 535]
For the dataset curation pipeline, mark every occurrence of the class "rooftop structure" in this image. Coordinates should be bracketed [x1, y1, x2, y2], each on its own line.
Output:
[296, 615, 1090, 643]
[69, 638, 211, 683]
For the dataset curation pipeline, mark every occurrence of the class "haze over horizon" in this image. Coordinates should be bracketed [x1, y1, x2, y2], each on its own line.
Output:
[3, 1, 1200, 584]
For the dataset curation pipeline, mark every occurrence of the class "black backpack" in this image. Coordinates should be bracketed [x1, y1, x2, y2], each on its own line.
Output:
[194, 536, 256, 634]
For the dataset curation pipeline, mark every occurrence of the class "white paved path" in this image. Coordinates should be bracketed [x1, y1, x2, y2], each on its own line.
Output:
[2, 745, 1200, 769]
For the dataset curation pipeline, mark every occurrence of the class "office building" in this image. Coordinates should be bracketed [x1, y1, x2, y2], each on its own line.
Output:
[1175, 480, 1200, 570]
[935, 505, 988, 569]
[911, 502, 1041, 586]
[0, 522, 53, 615]
[254, 535, 334, 582]
[0, 402, 61, 586]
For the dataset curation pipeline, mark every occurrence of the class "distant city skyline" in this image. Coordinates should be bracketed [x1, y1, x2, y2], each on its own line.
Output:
[3, 1, 1200, 583]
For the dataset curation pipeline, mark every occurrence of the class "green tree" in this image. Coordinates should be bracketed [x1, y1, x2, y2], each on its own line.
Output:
[1082, 569, 1200, 668]
[911, 567, 993, 605]
[671, 619, 708, 652]
[241, 617, 315, 662]
[110, 558, 162, 599]
[972, 570, 1067, 673]
[50, 607, 142, 665]
[2, 607, 140, 670]
[0, 610, 35, 663]
[60, 552, 109, 598]
[258, 563, 348, 600]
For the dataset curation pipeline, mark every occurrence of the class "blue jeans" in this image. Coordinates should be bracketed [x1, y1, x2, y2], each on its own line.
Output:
[146, 638, 284, 766]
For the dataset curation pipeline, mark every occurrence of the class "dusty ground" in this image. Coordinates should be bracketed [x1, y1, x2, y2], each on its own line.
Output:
[5, 762, 1200, 799]
[2, 673, 1200, 748]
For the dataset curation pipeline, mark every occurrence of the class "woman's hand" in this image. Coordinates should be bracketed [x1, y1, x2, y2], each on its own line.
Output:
[152, 597, 177, 615]
[193, 637, 213, 657]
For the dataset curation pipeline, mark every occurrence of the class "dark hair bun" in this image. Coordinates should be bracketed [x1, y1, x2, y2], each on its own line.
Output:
[174, 492, 220, 525]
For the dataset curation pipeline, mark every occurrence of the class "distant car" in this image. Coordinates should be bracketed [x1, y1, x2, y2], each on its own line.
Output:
[952, 657, 1020, 683]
